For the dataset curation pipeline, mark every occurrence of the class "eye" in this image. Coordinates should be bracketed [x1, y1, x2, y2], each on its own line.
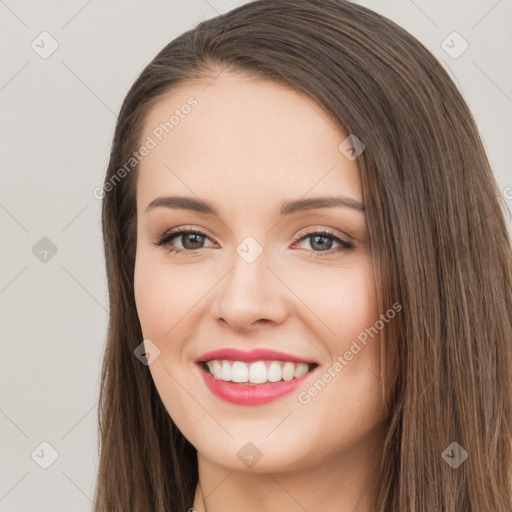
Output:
[153, 227, 356, 257]
[153, 228, 216, 256]
[291, 228, 355, 257]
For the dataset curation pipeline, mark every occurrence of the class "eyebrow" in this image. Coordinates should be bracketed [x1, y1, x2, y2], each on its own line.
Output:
[145, 195, 365, 216]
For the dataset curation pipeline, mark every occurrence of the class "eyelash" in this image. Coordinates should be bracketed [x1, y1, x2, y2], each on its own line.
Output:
[153, 227, 355, 258]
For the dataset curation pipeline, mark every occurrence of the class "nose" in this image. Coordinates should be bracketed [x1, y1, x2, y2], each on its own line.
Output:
[211, 245, 289, 333]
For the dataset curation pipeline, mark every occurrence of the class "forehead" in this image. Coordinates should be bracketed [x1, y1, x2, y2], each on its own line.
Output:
[136, 73, 362, 212]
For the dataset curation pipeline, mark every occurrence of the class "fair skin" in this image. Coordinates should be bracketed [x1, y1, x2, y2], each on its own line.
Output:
[134, 72, 387, 512]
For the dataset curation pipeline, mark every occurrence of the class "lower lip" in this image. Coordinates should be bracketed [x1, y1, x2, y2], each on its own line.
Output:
[198, 364, 314, 405]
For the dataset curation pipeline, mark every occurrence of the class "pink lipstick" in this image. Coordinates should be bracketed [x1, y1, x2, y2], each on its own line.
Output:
[195, 348, 318, 405]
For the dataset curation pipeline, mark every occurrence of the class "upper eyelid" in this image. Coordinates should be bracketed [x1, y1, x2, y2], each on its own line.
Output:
[156, 226, 352, 246]
[156, 227, 218, 245]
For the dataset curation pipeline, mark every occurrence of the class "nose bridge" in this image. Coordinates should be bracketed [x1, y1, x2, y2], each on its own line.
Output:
[212, 234, 287, 329]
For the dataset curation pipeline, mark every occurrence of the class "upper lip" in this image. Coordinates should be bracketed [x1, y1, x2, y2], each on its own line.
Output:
[195, 348, 317, 364]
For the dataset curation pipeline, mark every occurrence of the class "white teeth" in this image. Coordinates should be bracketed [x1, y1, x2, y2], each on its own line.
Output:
[267, 361, 282, 382]
[294, 363, 309, 378]
[204, 360, 313, 384]
[221, 360, 232, 381]
[231, 361, 248, 382]
[249, 361, 267, 384]
[212, 360, 222, 377]
[282, 362, 295, 381]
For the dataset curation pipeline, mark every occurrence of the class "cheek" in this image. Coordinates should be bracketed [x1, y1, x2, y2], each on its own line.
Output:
[134, 249, 199, 339]
[134, 258, 164, 338]
[281, 257, 378, 344]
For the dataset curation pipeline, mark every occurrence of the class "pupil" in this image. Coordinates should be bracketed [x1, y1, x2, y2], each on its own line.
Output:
[183, 233, 203, 249]
[311, 235, 332, 251]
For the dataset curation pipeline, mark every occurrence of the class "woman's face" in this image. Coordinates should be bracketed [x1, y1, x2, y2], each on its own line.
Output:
[134, 72, 387, 474]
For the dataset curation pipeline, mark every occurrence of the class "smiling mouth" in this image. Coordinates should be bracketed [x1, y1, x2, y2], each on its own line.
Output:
[199, 360, 318, 385]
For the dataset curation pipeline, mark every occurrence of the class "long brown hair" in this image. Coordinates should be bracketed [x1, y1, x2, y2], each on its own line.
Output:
[93, 1, 512, 510]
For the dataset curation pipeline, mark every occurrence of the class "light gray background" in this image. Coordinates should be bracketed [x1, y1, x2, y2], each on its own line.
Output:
[0, 1, 510, 511]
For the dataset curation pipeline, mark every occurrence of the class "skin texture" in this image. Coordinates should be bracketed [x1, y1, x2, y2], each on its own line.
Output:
[133, 72, 387, 512]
